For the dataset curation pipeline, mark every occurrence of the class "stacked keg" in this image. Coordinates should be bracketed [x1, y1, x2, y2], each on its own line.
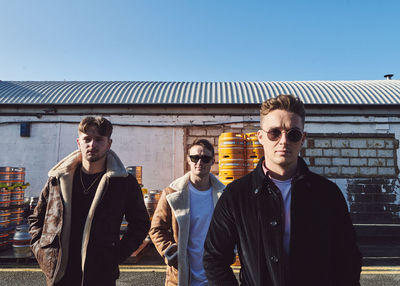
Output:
[218, 132, 264, 185]
[245, 132, 264, 173]
[218, 133, 246, 185]
[126, 166, 143, 185]
[218, 132, 264, 267]
[0, 167, 28, 252]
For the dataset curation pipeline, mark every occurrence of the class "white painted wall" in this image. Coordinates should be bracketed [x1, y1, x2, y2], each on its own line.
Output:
[0, 116, 185, 197]
[1, 113, 399, 200]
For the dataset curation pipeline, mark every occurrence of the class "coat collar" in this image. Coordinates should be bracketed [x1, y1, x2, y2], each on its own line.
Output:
[166, 171, 225, 213]
[168, 172, 225, 193]
[48, 149, 127, 178]
[253, 156, 310, 194]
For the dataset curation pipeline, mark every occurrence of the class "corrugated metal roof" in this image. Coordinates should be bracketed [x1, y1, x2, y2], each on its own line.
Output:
[0, 80, 400, 105]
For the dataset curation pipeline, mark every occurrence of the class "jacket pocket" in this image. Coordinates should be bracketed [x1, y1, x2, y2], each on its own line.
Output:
[34, 233, 59, 281]
[39, 233, 57, 248]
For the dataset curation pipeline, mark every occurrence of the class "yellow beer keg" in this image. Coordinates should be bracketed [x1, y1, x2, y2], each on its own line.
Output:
[245, 133, 264, 173]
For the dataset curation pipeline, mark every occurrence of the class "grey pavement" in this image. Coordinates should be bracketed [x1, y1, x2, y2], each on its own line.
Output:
[0, 246, 399, 285]
[1, 267, 400, 286]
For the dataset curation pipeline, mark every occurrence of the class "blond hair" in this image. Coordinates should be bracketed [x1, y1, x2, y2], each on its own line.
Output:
[260, 94, 305, 125]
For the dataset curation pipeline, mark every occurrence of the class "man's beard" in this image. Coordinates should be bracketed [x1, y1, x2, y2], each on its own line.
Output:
[85, 150, 108, 162]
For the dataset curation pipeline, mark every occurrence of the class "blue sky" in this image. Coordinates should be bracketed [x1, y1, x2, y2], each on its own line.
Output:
[0, 0, 399, 82]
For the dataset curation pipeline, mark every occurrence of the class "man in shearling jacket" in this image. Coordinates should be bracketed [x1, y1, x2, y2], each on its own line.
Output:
[149, 139, 225, 286]
[204, 95, 362, 286]
[29, 116, 150, 286]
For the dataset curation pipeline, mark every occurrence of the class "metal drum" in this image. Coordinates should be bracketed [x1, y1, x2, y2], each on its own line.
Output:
[218, 169, 246, 186]
[126, 166, 143, 185]
[218, 132, 245, 148]
[0, 210, 11, 226]
[12, 167, 25, 184]
[11, 186, 25, 206]
[0, 167, 25, 185]
[218, 133, 246, 185]
[0, 226, 10, 250]
[245, 132, 264, 173]
[0, 167, 14, 186]
[0, 187, 11, 208]
[12, 224, 32, 258]
[0, 231, 8, 250]
[10, 208, 25, 226]
[144, 190, 161, 220]
[8, 227, 16, 248]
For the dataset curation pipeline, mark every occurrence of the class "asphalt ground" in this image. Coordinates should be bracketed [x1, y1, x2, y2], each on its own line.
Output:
[1, 246, 400, 285]
[0, 265, 400, 286]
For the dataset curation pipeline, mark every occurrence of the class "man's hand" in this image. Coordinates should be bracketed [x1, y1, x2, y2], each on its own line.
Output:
[165, 243, 178, 268]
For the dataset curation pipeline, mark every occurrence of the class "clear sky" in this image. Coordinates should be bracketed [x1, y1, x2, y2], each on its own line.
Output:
[0, 0, 399, 82]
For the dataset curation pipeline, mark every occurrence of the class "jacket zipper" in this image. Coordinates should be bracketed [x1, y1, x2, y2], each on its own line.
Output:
[51, 178, 63, 285]
[52, 235, 63, 285]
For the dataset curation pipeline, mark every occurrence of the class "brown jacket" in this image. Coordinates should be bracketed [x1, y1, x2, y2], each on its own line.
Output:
[149, 172, 225, 286]
[29, 150, 150, 285]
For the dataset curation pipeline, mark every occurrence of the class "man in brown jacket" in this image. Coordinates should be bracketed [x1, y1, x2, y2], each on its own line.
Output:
[29, 117, 150, 286]
[149, 139, 225, 286]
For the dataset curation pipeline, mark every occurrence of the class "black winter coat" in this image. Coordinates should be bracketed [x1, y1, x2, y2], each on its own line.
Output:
[204, 157, 362, 286]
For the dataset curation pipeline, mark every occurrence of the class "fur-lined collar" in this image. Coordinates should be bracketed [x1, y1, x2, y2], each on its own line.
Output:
[168, 172, 225, 193]
[48, 149, 127, 178]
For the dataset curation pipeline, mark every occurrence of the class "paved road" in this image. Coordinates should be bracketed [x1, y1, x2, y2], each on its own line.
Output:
[0, 265, 400, 286]
[1, 246, 399, 285]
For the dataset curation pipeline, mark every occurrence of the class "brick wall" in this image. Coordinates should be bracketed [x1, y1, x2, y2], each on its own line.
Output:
[301, 134, 399, 178]
[347, 178, 400, 223]
[185, 128, 400, 224]
[301, 133, 400, 224]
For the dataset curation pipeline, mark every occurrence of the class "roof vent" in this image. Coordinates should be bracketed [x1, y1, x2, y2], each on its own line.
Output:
[384, 74, 394, 80]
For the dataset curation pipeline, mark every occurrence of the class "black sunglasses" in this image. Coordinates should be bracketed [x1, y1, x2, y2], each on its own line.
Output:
[189, 155, 213, 163]
[263, 128, 303, 143]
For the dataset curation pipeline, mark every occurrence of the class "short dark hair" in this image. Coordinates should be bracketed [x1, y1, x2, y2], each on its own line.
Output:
[260, 94, 306, 126]
[188, 139, 215, 157]
[78, 116, 113, 138]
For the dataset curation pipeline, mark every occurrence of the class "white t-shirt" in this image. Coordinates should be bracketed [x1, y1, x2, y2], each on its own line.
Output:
[270, 177, 292, 255]
[187, 182, 213, 286]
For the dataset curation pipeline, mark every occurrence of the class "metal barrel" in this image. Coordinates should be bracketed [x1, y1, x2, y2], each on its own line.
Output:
[126, 166, 142, 185]
[0, 167, 14, 186]
[12, 224, 32, 258]
[12, 167, 25, 184]
[218, 133, 246, 185]
[245, 133, 264, 173]
[143, 190, 161, 221]
[0, 167, 25, 185]
[10, 187, 24, 206]
[0, 187, 11, 209]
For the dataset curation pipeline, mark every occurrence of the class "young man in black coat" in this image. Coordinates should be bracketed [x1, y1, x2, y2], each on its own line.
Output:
[204, 94, 362, 286]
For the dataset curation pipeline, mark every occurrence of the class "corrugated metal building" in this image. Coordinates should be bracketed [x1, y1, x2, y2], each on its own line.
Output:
[1, 80, 400, 105]
[1, 80, 400, 227]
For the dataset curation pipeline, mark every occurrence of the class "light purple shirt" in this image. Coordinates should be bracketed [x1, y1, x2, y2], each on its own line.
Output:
[262, 164, 292, 255]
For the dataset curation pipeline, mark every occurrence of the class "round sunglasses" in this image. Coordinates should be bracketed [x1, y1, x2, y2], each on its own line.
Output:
[189, 155, 213, 163]
[262, 128, 304, 143]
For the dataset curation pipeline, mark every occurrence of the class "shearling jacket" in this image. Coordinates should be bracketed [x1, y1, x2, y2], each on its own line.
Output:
[29, 149, 150, 286]
[204, 157, 362, 286]
[149, 172, 225, 286]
